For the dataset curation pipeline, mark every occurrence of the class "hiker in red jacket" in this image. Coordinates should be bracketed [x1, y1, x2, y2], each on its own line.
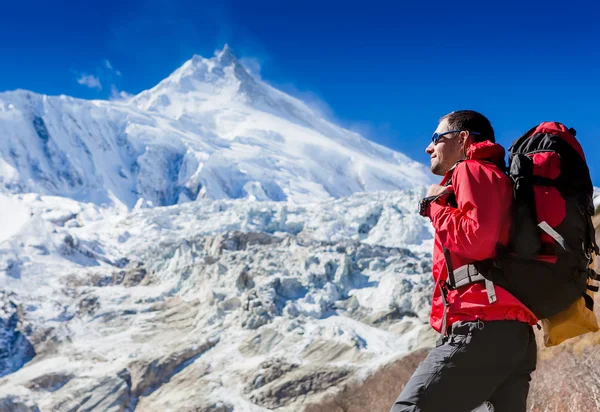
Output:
[390, 111, 538, 412]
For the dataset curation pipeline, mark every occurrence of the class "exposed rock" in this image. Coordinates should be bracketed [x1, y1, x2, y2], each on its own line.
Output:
[134, 361, 214, 411]
[112, 263, 148, 287]
[0, 297, 35, 378]
[274, 277, 307, 300]
[301, 340, 370, 363]
[0, 395, 40, 412]
[66, 262, 148, 288]
[48, 373, 132, 412]
[241, 289, 279, 330]
[129, 338, 219, 398]
[24, 371, 73, 392]
[196, 402, 234, 412]
[360, 308, 409, 328]
[245, 358, 298, 393]
[238, 328, 284, 357]
[206, 231, 283, 256]
[77, 295, 100, 316]
[235, 268, 255, 291]
[250, 366, 352, 409]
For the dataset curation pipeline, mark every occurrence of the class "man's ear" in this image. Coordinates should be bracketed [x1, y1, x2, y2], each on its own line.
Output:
[459, 131, 471, 157]
[458, 130, 469, 147]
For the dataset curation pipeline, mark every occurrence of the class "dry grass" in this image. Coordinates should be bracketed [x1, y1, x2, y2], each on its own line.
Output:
[302, 349, 429, 412]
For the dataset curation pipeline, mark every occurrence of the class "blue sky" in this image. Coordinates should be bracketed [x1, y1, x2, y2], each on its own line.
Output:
[2, 0, 600, 184]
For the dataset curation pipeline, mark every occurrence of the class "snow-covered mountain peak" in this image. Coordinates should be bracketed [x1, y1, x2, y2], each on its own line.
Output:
[132, 45, 257, 117]
[0, 46, 433, 207]
[188, 43, 238, 67]
[214, 43, 238, 66]
[187, 44, 245, 79]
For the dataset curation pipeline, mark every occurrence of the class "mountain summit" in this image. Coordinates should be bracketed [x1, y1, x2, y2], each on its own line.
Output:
[0, 46, 433, 208]
[131, 45, 258, 117]
[215, 43, 238, 66]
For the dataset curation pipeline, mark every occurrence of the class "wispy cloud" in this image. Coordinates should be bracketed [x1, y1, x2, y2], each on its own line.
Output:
[77, 74, 102, 90]
[103, 59, 122, 77]
[240, 57, 263, 79]
[74, 58, 126, 96]
[110, 85, 133, 101]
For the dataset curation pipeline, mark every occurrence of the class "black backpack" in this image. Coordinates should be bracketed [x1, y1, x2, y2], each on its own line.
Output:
[446, 122, 599, 319]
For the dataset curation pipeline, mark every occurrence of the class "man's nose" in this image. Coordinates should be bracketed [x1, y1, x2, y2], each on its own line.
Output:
[425, 143, 434, 154]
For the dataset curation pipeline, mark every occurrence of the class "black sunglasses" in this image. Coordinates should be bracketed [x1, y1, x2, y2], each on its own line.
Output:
[431, 130, 481, 145]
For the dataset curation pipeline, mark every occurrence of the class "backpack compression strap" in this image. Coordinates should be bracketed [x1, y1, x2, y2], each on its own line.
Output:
[538, 221, 570, 252]
[442, 246, 497, 304]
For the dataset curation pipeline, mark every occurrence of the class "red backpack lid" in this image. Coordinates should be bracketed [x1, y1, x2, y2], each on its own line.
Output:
[531, 122, 585, 160]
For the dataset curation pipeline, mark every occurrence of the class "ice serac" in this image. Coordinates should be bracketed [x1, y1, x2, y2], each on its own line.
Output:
[0, 46, 433, 208]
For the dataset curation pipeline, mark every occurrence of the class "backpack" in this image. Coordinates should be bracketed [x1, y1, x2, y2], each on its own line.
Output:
[498, 122, 599, 319]
[447, 122, 599, 321]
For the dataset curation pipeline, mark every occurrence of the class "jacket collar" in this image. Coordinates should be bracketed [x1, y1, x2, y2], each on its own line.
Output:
[465, 140, 506, 164]
[440, 141, 506, 185]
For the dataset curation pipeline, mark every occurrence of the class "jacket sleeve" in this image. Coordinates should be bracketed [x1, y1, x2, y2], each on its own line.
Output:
[426, 161, 508, 261]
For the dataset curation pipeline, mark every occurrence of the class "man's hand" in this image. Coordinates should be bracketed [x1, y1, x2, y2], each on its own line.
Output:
[426, 184, 453, 198]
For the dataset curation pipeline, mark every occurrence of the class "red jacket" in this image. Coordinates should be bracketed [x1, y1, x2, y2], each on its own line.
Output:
[424, 141, 538, 333]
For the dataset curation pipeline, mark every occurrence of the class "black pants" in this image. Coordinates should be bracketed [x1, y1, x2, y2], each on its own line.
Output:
[390, 320, 537, 412]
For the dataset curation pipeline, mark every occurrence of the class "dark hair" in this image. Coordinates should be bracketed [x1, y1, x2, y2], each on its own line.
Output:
[441, 110, 495, 143]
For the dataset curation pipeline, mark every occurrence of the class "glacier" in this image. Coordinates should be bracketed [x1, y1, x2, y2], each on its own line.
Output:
[0, 190, 436, 411]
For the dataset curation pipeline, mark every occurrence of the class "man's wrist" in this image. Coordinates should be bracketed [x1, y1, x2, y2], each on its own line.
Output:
[418, 195, 439, 217]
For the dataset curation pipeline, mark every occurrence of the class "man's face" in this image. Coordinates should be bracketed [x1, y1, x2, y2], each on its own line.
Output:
[425, 119, 465, 176]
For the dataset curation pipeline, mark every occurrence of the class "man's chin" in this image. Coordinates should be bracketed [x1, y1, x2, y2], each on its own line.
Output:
[429, 163, 446, 176]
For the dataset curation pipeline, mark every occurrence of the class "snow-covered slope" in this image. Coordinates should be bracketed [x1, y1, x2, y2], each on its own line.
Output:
[0, 46, 432, 208]
[0, 190, 435, 411]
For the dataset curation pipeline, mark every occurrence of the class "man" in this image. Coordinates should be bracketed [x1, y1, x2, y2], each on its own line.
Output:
[390, 111, 538, 412]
